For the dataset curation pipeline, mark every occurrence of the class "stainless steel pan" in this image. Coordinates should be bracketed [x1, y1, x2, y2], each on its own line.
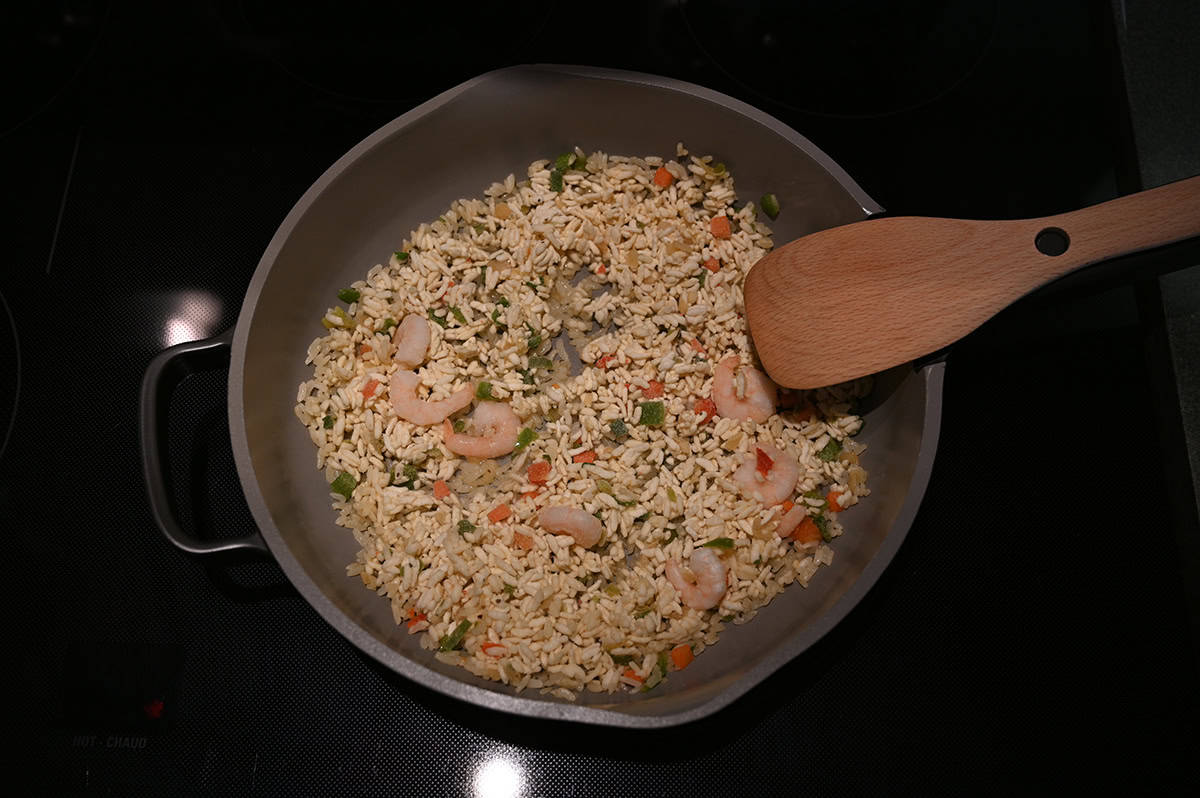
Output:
[140, 65, 943, 727]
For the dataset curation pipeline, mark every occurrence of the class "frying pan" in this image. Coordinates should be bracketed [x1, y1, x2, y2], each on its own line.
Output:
[139, 65, 942, 727]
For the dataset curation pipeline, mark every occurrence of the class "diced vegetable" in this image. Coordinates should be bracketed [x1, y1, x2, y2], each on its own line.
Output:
[457, 519, 476, 535]
[502, 583, 516, 596]
[438, 620, 471, 651]
[481, 642, 505, 657]
[701, 537, 734, 550]
[694, 398, 717, 424]
[406, 608, 426, 630]
[653, 166, 674, 188]
[610, 653, 636, 665]
[337, 287, 361, 303]
[330, 471, 356, 500]
[475, 381, 494, 400]
[703, 258, 720, 272]
[321, 306, 354, 329]
[710, 215, 732, 239]
[520, 488, 540, 501]
[513, 531, 534, 550]
[528, 461, 551, 484]
[755, 447, 774, 476]
[689, 338, 706, 354]
[793, 516, 821, 544]
[781, 500, 795, 514]
[525, 323, 542, 351]
[397, 463, 419, 489]
[817, 438, 844, 461]
[827, 491, 845, 512]
[379, 318, 398, 335]
[433, 480, 451, 499]
[574, 154, 587, 171]
[428, 308, 448, 328]
[528, 356, 553, 370]
[449, 305, 467, 324]
[760, 192, 781, 219]
[487, 504, 511, 523]
[554, 153, 573, 172]
[393, 250, 409, 261]
[697, 271, 706, 288]
[548, 170, 563, 193]
[637, 401, 665, 427]
[623, 668, 644, 683]
[514, 427, 537, 451]
[490, 308, 506, 330]
[452, 419, 466, 433]
[608, 419, 629, 439]
[642, 380, 664, 399]
[604, 583, 621, 596]
[813, 514, 832, 542]
[670, 644, 694, 670]
[322, 414, 335, 429]
[633, 605, 653, 619]
[573, 450, 597, 464]
[497, 296, 510, 307]
[595, 355, 615, 369]
[711, 162, 726, 174]
[472, 222, 485, 234]
[361, 379, 379, 399]
[594, 478, 614, 495]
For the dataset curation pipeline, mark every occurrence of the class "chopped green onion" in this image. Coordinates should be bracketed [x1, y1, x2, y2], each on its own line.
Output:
[814, 514, 832, 543]
[472, 222, 486, 234]
[497, 296, 511, 307]
[701, 537, 735, 550]
[428, 308, 448, 328]
[635, 512, 650, 523]
[502, 583, 516, 597]
[458, 519, 477, 536]
[549, 170, 564, 193]
[517, 368, 535, 384]
[610, 652, 636, 665]
[573, 154, 587, 171]
[604, 583, 621, 597]
[491, 308, 506, 329]
[666, 486, 677, 502]
[658, 650, 669, 676]
[337, 287, 361, 303]
[379, 318, 398, 334]
[817, 438, 843, 462]
[616, 498, 638, 508]
[513, 427, 537, 451]
[711, 162, 727, 175]
[760, 192, 781, 219]
[633, 606, 653, 619]
[321, 306, 354, 329]
[438, 620, 471, 651]
[330, 471, 356, 501]
[525, 323, 542, 352]
[453, 419, 466, 433]
[554, 153, 573, 172]
[637, 401, 665, 427]
[393, 250, 410, 261]
[803, 489, 824, 500]
[594, 478, 614, 495]
[528, 356, 553, 370]
[475, 381, 494, 400]
[697, 271, 706, 288]
[401, 463, 420, 489]
[322, 415, 335, 430]
[608, 419, 628, 440]
[449, 305, 467, 324]
[525, 281, 539, 292]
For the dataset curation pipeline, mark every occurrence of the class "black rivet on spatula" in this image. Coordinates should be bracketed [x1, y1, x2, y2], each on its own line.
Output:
[1035, 227, 1070, 256]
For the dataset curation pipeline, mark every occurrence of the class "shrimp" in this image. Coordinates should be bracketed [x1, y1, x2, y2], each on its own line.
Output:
[441, 400, 521, 458]
[712, 355, 777, 423]
[665, 548, 728, 610]
[392, 314, 431, 368]
[389, 371, 473, 425]
[537, 506, 603, 549]
[776, 503, 807, 537]
[731, 441, 798, 506]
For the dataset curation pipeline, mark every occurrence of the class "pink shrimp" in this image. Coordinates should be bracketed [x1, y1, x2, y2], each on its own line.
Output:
[712, 355, 777, 423]
[441, 400, 521, 458]
[665, 548, 728, 610]
[388, 371, 473, 425]
[537, 506, 603, 549]
[391, 314, 431, 368]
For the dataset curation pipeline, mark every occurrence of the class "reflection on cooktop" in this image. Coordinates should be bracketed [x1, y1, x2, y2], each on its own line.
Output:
[682, 0, 997, 117]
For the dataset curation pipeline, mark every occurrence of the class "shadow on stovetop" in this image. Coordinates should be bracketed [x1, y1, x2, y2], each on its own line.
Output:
[353, 519, 914, 760]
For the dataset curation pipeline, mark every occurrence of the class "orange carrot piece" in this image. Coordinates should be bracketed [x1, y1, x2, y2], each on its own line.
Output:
[623, 668, 644, 683]
[710, 215, 732, 238]
[781, 500, 795, 514]
[527, 461, 551, 484]
[643, 380, 665, 398]
[827, 491, 845, 512]
[513, 531, 533, 550]
[596, 263, 607, 275]
[755, 447, 774, 476]
[793, 516, 821, 544]
[688, 338, 706, 353]
[573, 450, 597, 464]
[481, 642, 506, 657]
[361, 378, 379, 398]
[432, 480, 450, 499]
[694, 398, 717, 424]
[670, 644, 695, 670]
[520, 488, 540, 500]
[595, 355, 615, 369]
[487, 504, 511, 523]
[357, 343, 372, 355]
[406, 609, 427, 629]
[703, 257, 720, 272]
[653, 166, 674, 188]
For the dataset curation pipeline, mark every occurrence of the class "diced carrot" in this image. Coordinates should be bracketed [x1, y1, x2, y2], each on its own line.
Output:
[688, 338, 706, 353]
[653, 166, 674, 188]
[448, 280, 456, 287]
[755, 447, 774, 476]
[596, 263, 607, 275]
[623, 668, 645, 683]
[487, 504, 511, 523]
[781, 500, 795, 514]
[670, 644, 695, 670]
[361, 378, 379, 399]
[481, 642, 506, 657]
[513, 531, 534, 550]
[694, 398, 717, 424]
[357, 343, 371, 355]
[520, 488, 540, 501]
[595, 355, 615, 369]
[703, 257, 720, 272]
[432, 480, 450, 499]
[573, 450, 598, 464]
[710, 215, 732, 239]
[643, 380, 664, 398]
[406, 609, 427, 630]
[793, 516, 821, 544]
[827, 491, 845, 512]
[527, 461, 551, 484]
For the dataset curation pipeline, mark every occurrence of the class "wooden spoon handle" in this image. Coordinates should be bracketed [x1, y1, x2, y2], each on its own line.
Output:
[1032, 174, 1200, 276]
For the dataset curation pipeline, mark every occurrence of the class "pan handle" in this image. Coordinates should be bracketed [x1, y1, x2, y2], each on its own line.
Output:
[139, 329, 268, 555]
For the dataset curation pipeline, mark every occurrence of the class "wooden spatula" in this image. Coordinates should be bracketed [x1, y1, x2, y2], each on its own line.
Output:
[744, 175, 1200, 388]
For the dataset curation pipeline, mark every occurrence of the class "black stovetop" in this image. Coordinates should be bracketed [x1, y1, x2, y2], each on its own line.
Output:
[6, 1, 1198, 794]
